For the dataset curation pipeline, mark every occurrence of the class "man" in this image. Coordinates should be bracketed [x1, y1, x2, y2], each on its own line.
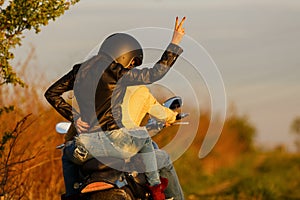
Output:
[45, 17, 185, 199]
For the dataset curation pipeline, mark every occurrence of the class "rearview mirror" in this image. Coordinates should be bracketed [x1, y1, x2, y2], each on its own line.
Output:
[162, 96, 182, 110]
[56, 122, 71, 134]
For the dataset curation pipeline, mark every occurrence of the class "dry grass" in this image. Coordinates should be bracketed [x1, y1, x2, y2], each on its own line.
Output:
[0, 49, 257, 199]
[0, 49, 66, 200]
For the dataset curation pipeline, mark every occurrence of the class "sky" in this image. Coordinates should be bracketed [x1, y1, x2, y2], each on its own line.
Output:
[12, 0, 300, 150]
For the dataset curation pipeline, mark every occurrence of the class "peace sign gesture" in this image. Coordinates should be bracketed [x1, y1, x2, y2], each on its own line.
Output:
[171, 16, 186, 45]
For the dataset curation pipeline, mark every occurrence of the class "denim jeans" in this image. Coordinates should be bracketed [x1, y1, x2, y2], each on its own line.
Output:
[77, 127, 160, 186]
[155, 149, 185, 200]
[62, 139, 184, 199]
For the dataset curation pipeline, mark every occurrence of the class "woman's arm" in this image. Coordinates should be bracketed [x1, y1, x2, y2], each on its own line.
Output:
[44, 64, 80, 122]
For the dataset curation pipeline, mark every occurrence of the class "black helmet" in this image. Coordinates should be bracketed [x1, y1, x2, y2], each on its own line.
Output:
[98, 33, 143, 68]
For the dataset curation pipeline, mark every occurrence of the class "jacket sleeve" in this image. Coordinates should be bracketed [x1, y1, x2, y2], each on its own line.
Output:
[147, 91, 178, 124]
[121, 43, 183, 85]
[44, 64, 80, 122]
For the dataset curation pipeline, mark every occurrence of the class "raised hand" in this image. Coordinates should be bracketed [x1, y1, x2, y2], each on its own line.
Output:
[171, 16, 186, 45]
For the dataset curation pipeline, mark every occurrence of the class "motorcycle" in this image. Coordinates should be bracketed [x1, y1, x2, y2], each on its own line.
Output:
[56, 96, 188, 200]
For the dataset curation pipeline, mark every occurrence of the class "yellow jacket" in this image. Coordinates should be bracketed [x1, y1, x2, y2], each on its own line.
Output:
[65, 85, 177, 141]
[121, 85, 178, 129]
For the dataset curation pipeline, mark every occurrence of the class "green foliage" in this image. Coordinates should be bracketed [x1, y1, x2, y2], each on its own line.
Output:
[0, 105, 14, 115]
[0, 2, 80, 197]
[227, 115, 256, 152]
[0, 0, 80, 86]
[231, 152, 300, 200]
[291, 116, 300, 135]
[0, 131, 16, 157]
[183, 152, 300, 200]
[290, 117, 300, 152]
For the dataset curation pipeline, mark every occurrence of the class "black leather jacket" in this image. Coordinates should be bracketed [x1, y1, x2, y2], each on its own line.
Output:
[45, 43, 183, 132]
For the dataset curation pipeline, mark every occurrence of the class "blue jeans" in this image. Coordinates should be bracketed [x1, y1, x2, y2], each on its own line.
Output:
[62, 138, 185, 199]
[155, 149, 185, 200]
[77, 127, 160, 186]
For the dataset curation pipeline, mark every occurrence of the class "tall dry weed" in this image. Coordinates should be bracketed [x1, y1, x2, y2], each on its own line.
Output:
[1, 47, 257, 199]
[1, 47, 66, 199]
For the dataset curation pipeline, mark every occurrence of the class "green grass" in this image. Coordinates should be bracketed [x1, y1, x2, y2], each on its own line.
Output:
[175, 150, 300, 200]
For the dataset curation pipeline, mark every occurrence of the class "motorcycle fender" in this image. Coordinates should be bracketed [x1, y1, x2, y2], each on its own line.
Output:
[81, 182, 114, 193]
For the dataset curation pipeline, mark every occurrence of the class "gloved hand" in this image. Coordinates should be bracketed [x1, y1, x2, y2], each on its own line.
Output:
[146, 118, 165, 137]
[176, 113, 189, 120]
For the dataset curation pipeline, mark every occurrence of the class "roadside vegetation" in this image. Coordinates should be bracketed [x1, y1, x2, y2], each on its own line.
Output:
[2, 64, 300, 199]
[1, 1, 299, 199]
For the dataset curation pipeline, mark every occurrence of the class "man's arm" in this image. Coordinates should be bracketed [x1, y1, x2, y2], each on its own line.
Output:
[120, 17, 186, 85]
[122, 43, 183, 85]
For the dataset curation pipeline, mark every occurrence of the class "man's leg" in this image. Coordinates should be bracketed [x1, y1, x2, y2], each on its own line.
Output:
[155, 149, 185, 200]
